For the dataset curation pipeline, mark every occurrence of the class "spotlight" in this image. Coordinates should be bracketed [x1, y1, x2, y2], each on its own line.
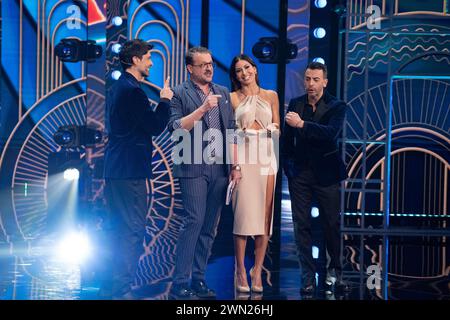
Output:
[55, 38, 103, 63]
[313, 57, 325, 64]
[286, 41, 298, 60]
[111, 43, 122, 54]
[56, 230, 92, 264]
[314, 0, 327, 8]
[252, 37, 278, 63]
[64, 168, 80, 181]
[48, 151, 82, 175]
[252, 37, 298, 64]
[53, 125, 103, 148]
[313, 27, 326, 39]
[54, 126, 78, 148]
[311, 207, 320, 218]
[111, 16, 123, 26]
[312, 246, 319, 259]
[111, 70, 122, 80]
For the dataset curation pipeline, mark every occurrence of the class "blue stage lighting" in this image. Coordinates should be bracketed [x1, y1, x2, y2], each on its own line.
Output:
[64, 168, 80, 181]
[252, 37, 298, 63]
[53, 125, 103, 148]
[111, 70, 121, 80]
[55, 38, 102, 62]
[112, 16, 123, 26]
[313, 27, 326, 39]
[112, 43, 122, 54]
[312, 246, 319, 259]
[313, 57, 325, 64]
[314, 0, 327, 8]
[56, 230, 92, 264]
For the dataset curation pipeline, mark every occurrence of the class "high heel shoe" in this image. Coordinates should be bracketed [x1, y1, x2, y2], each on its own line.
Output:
[249, 267, 263, 293]
[234, 272, 250, 293]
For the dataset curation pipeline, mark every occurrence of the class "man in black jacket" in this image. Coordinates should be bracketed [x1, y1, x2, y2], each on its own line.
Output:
[282, 62, 349, 296]
[103, 39, 172, 299]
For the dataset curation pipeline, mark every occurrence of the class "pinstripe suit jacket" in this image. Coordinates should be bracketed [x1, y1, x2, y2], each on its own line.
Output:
[167, 80, 234, 178]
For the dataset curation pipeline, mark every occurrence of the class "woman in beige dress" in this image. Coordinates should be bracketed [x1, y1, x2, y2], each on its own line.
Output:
[229, 54, 280, 293]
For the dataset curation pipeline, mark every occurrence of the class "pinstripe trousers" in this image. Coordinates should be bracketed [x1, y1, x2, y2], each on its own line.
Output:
[172, 164, 228, 285]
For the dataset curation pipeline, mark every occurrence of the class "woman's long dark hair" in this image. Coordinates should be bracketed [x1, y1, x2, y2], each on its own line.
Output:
[229, 54, 260, 92]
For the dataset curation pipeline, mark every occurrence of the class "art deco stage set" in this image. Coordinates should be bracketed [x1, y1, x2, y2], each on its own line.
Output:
[0, 0, 448, 302]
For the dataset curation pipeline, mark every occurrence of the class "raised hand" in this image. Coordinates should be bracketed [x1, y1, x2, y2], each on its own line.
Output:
[285, 111, 303, 128]
[201, 94, 222, 113]
[160, 76, 173, 100]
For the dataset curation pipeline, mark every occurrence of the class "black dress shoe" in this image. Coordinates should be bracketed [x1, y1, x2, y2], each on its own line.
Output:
[300, 283, 316, 295]
[335, 280, 351, 293]
[191, 280, 216, 299]
[169, 284, 198, 300]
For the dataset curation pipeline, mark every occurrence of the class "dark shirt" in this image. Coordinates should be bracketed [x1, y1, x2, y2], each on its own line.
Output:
[300, 97, 323, 169]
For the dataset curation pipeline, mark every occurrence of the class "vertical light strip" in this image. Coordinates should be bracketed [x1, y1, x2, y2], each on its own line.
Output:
[19, 0, 23, 119]
[394, 0, 398, 15]
[180, 0, 185, 83]
[443, 168, 447, 274]
[364, 0, 367, 24]
[359, 0, 362, 26]
[423, 153, 426, 214]
[402, 152, 405, 213]
[240, 0, 246, 54]
[349, 0, 353, 29]
[396, 154, 399, 213]
[380, 161, 384, 210]
[37, 0, 40, 100]
[186, 0, 190, 81]
[427, 154, 431, 214]
[433, 157, 437, 214]
[41, 1, 45, 98]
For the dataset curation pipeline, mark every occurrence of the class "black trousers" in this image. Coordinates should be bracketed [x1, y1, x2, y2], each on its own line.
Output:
[104, 178, 147, 297]
[287, 168, 342, 285]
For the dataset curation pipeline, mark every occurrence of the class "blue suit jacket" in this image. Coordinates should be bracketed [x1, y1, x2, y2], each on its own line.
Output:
[103, 72, 170, 179]
[167, 80, 234, 178]
[281, 91, 348, 186]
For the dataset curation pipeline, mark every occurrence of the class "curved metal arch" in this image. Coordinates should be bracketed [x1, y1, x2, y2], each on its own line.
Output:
[397, 51, 450, 74]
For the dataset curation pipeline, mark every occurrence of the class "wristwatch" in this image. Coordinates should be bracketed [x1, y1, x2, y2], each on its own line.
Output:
[232, 165, 241, 171]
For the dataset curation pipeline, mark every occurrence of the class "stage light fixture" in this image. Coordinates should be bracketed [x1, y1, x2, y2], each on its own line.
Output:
[112, 16, 123, 26]
[64, 168, 80, 181]
[314, 0, 327, 8]
[252, 37, 298, 64]
[55, 38, 102, 62]
[313, 27, 326, 39]
[56, 230, 92, 264]
[53, 125, 103, 148]
[313, 57, 325, 64]
[111, 70, 122, 80]
[312, 246, 319, 259]
[111, 43, 122, 54]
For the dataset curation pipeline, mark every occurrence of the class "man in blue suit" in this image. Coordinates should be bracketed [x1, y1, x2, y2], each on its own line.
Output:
[103, 39, 173, 299]
[282, 62, 350, 296]
[167, 47, 240, 299]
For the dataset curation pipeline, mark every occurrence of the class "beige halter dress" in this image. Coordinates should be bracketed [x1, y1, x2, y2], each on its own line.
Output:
[232, 95, 278, 236]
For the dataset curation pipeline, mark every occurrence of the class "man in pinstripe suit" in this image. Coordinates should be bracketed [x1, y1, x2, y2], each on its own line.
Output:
[167, 47, 240, 299]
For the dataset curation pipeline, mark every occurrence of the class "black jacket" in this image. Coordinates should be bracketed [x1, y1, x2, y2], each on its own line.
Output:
[103, 72, 170, 179]
[281, 91, 347, 186]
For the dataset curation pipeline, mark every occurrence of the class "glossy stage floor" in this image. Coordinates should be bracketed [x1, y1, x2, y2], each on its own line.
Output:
[0, 178, 448, 300]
